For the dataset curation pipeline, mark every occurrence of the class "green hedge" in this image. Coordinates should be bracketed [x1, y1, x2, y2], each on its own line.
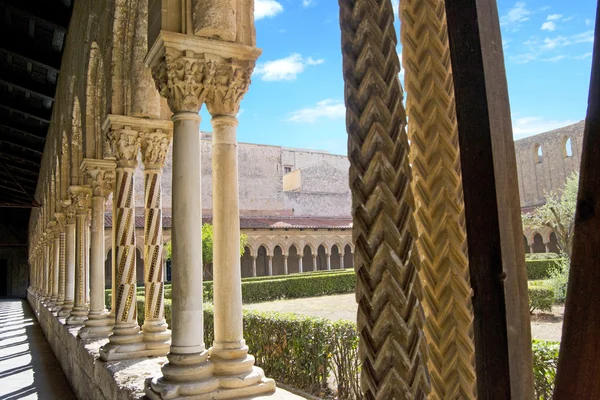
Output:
[528, 286, 554, 314]
[526, 253, 561, 260]
[134, 297, 558, 399]
[108, 269, 356, 307]
[526, 259, 563, 280]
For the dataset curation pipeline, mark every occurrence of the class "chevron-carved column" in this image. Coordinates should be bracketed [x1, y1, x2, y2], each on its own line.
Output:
[400, 0, 477, 398]
[140, 126, 172, 352]
[66, 186, 92, 325]
[338, 0, 431, 398]
[79, 160, 116, 339]
[100, 122, 146, 360]
[54, 213, 66, 312]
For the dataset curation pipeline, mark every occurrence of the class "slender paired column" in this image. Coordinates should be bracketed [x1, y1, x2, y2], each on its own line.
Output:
[340, 251, 345, 270]
[252, 256, 257, 277]
[544, 242, 551, 253]
[80, 161, 116, 339]
[267, 255, 273, 276]
[299, 257, 303, 273]
[140, 130, 172, 352]
[67, 186, 92, 325]
[54, 213, 66, 312]
[326, 253, 331, 271]
[43, 234, 50, 302]
[59, 204, 76, 318]
[312, 254, 317, 272]
[100, 123, 146, 360]
[50, 224, 60, 308]
[283, 256, 288, 275]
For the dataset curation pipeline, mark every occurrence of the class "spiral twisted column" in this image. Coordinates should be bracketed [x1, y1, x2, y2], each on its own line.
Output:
[100, 123, 146, 360]
[58, 203, 76, 318]
[54, 213, 66, 312]
[400, 0, 477, 398]
[79, 160, 117, 339]
[66, 186, 92, 325]
[140, 127, 172, 353]
[338, 0, 431, 397]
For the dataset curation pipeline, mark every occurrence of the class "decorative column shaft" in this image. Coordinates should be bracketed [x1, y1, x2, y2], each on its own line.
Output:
[67, 186, 92, 325]
[400, 0, 478, 397]
[80, 162, 116, 339]
[59, 205, 76, 318]
[54, 214, 66, 312]
[100, 124, 146, 360]
[51, 227, 60, 307]
[43, 236, 50, 300]
[140, 129, 172, 352]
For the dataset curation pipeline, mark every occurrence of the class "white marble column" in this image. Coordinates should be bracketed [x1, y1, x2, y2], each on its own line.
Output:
[67, 186, 92, 325]
[80, 163, 115, 339]
[284, 256, 288, 275]
[100, 124, 145, 360]
[267, 255, 273, 276]
[326, 253, 331, 271]
[340, 251, 345, 270]
[312, 254, 317, 272]
[299, 256, 303, 273]
[53, 213, 66, 312]
[140, 129, 172, 352]
[59, 205, 76, 318]
[252, 256, 257, 277]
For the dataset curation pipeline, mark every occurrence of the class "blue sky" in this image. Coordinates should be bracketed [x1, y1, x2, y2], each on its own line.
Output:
[199, 0, 596, 155]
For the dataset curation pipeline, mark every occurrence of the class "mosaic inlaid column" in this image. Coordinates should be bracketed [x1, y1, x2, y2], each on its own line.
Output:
[100, 123, 146, 360]
[59, 204, 76, 318]
[54, 213, 66, 312]
[67, 186, 92, 325]
[50, 223, 60, 308]
[43, 233, 50, 302]
[140, 128, 172, 352]
[80, 161, 116, 339]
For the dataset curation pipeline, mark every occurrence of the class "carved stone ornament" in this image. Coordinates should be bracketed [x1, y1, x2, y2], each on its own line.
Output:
[88, 169, 115, 198]
[61, 134, 68, 156]
[140, 130, 171, 169]
[151, 50, 254, 115]
[68, 186, 92, 214]
[106, 127, 141, 168]
[55, 213, 66, 231]
[61, 199, 76, 222]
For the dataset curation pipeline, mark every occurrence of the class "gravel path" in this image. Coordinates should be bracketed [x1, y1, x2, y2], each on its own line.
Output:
[244, 294, 564, 342]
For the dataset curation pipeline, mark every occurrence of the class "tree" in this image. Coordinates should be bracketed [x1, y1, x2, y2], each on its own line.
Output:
[522, 172, 579, 259]
[164, 223, 248, 265]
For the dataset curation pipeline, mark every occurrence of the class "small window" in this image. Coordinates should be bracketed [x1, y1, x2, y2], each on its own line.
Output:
[284, 166, 292, 174]
[564, 137, 573, 157]
[534, 144, 543, 164]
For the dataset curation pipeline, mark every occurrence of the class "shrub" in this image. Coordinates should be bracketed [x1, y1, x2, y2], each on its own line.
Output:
[526, 253, 561, 260]
[532, 340, 560, 399]
[526, 259, 563, 280]
[528, 283, 554, 314]
[549, 257, 570, 303]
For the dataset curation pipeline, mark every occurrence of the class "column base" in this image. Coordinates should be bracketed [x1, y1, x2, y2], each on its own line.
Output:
[52, 301, 64, 313]
[66, 305, 89, 325]
[143, 319, 172, 351]
[100, 322, 166, 360]
[78, 312, 114, 339]
[58, 301, 74, 318]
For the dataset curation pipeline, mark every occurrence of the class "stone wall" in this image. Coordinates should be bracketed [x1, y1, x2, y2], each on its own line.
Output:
[281, 148, 349, 171]
[284, 192, 351, 217]
[515, 121, 584, 208]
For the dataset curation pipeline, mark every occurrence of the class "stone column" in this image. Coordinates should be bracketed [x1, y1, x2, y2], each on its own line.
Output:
[299, 256, 303, 273]
[43, 234, 50, 302]
[283, 256, 288, 275]
[79, 161, 116, 339]
[67, 186, 92, 325]
[50, 224, 60, 307]
[340, 251, 345, 270]
[326, 252, 331, 271]
[252, 256, 257, 277]
[312, 254, 317, 272]
[545, 242, 551, 253]
[267, 255, 273, 276]
[59, 204, 76, 318]
[140, 129, 172, 352]
[54, 213, 66, 312]
[100, 123, 145, 360]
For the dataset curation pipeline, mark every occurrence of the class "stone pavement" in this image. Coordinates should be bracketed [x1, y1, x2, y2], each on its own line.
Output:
[0, 299, 75, 400]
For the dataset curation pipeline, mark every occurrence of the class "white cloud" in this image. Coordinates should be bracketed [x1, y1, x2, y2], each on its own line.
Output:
[574, 52, 593, 60]
[255, 0, 283, 20]
[501, 2, 531, 28]
[398, 52, 404, 81]
[542, 55, 567, 62]
[254, 53, 325, 81]
[286, 99, 346, 123]
[512, 117, 578, 139]
[541, 21, 556, 31]
[302, 0, 315, 7]
[512, 30, 595, 63]
[547, 14, 562, 21]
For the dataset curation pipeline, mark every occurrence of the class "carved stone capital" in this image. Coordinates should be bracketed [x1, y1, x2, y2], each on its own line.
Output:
[140, 130, 172, 170]
[55, 213, 66, 231]
[106, 126, 141, 169]
[81, 159, 117, 198]
[146, 32, 261, 115]
[68, 186, 92, 215]
[61, 200, 76, 223]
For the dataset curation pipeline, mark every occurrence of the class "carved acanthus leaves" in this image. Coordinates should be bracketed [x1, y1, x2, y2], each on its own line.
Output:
[55, 213, 66, 232]
[140, 130, 171, 170]
[87, 169, 115, 198]
[61, 199, 76, 223]
[151, 51, 254, 115]
[68, 186, 92, 215]
[106, 127, 141, 168]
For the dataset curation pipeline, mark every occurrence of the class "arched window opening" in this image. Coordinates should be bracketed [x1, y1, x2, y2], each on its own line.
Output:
[532, 233, 546, 253]
[331, 245, 341, 269]
[302, 245, 314, 271]
[257, 246, 268, 276]
[288, 245, 300, 274]
[317, 245, 327, 270]
[534, 144, 543, 164]
[344, 244, 354, 269]
[272, 246, 285, 276]
[523, 236, 530, 254]
[564, 137, 573, 157]
[241, 246, 253, 278]
[549, 232, 560, 254]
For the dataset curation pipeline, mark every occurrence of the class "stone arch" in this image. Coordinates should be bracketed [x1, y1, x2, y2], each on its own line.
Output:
[317, 244, 328, 270]
[85, 42, 108, 159]
[532, 233, 546, 253]
[343, 244, 354, 269]
[302, 245, 314, 272]
[272, 245, 285, 276]
[256, 245, 269, 277]
[240, 245, 253, 278]
[331, 244, 342, 269]
[288, 244, 300, 274]
[71, 96, 83, 185]
[271, 242, 287, 257]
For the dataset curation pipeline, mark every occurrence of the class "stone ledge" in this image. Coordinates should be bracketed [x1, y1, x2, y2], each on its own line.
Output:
[27, 291, 305, 400]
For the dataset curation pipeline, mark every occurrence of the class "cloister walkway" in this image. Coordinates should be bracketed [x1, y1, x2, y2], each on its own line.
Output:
[0, 299, 75, 400]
